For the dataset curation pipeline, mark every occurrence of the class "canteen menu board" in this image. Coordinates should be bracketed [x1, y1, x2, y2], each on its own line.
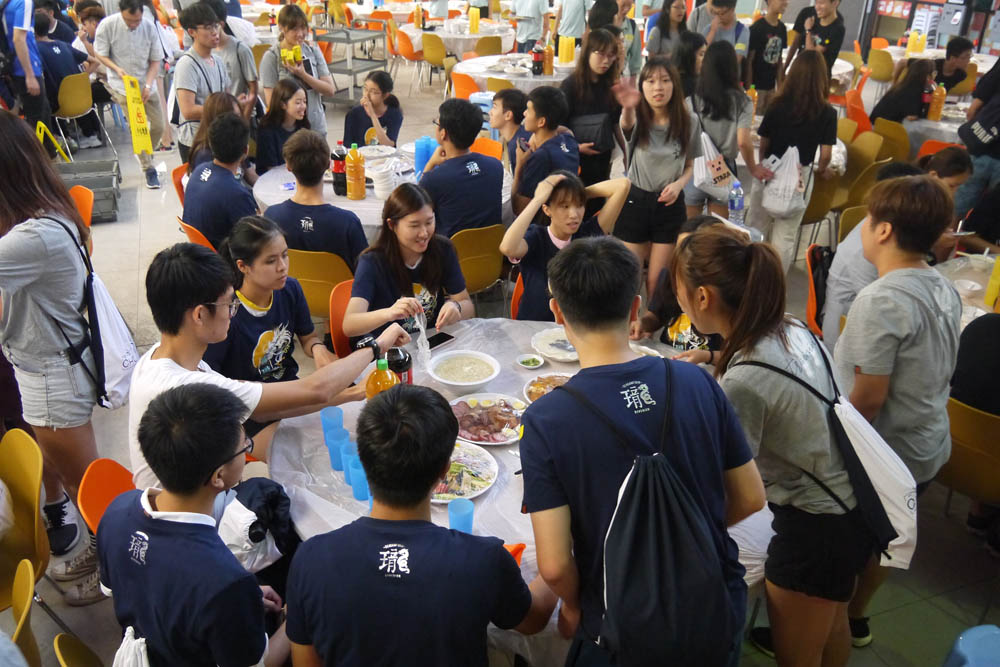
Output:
[878, 0, 914, 18]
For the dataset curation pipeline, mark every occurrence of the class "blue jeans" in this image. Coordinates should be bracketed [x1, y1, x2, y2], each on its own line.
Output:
[954, 153, 1000, 219]
[516, 40, 535, 53]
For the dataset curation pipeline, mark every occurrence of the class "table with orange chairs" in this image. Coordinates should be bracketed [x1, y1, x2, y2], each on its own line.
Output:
[885, 46, 998, 79]
[346, 0, 467, 24]
[399, 18, 514, 54]
[453, 54, 574, 93]
[902, 104, 967, 159]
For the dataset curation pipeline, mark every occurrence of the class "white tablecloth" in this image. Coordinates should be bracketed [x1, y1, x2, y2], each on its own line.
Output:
[885, 46, 998, 79]
[454, 54, 575, 93]
[267, 317, 774, 665]
[347, 0, 468, 24]
[399, 21, 515, 54]
[903, 113, 965, 159]
[936, 256, 996, 327]
[253, 160, 513, 242]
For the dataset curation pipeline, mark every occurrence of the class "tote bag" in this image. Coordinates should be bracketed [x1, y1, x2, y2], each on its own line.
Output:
[693, 131, 735, 202]
[761, 146, 809, 218]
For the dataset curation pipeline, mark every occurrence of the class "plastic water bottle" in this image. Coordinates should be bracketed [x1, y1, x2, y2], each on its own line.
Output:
[728, 180, 745, 226]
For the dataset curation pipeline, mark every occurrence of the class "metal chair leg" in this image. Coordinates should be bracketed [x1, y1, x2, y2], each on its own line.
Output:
[56, 121, 73, 162]
[34, 591, 75, 636]
[944, 487, 953, 516]
[745, 596, 763, 638]
[93, 107, 119, 162]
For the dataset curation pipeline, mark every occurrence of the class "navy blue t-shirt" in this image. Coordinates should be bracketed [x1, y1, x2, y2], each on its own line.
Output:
[285, 517, 532, 667]
[350, 241, 467, 337]
[264, 199, 368, 269]
[419, 153, 504, 238]
[520, 357, 753, 639]
[255, 124, 297, 175]
[182, 163, 258, 249]
[37, 39, 87, 109]
[203, 277, 313, 382]
[507, 126, 532, 174]
[222, 0, 243, 17]
[517, 133, 580, 198]
[343, 104, 404, 148]
[515, 216, 602, 321]
[48, 17, 77, 44]
[98, 490, 267, 667]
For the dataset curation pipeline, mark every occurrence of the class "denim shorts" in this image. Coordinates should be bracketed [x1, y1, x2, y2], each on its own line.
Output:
[4, 345, 96, 429]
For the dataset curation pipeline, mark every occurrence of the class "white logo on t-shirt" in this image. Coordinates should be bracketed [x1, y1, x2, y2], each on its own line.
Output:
[300, 216, 314, 232]
[559, 139, 570, 153]
[620, 381, 656, 414]
[199, 167, 212, 182]
[128, 531, 149, 565]
[466, 161, 480, 175]
[378, 543, 410, 578]
[53, 46, 62, 54]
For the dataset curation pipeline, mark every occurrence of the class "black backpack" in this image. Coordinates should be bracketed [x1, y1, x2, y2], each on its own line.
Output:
[557, 359, 739, 666]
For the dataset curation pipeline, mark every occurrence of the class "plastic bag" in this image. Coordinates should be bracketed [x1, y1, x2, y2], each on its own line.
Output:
[92, 273, 140, 409]
[692, 131, 734, 203]
[761, 146, 808, 219]
[0, 479, 13, 543]
[112, 627, 150, 667]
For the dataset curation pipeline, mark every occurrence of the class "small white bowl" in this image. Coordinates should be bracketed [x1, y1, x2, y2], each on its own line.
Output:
[968, 254, 995, 273]
[955, 279, 983, 297]
[516, 353, 545, 370]
[427, 349, 501, 393]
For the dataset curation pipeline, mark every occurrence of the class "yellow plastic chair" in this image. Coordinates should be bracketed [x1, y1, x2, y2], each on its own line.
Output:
[835, 157, 891, 213]
[252, 43, 270, 70]
[868, 49, 895, 101]
[838, 205, 867, 243]
[443, 55, 458, 98]
[450, 224, 506, 295]
[463, 34, 502, 59]
[12, 560, 41, 667]
[792, 170, 840, 259]
[287, 249, 354, 319]
[838, 51, 864, 81]
[948, 62, 978, 99]
[830, 131, 884, 211]
[837, 117, 858, 145]
[253, 12, 271, 25]
[872, 117, 911, 162]
[487, 76, 514, 92]
[54, 634, 104, 667]
[787, 29, 798, 49]
[53, 72, 117, 162]
[421, 32, 449, 89]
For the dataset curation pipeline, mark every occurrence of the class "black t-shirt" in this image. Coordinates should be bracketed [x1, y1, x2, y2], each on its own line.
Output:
[559, 76, 622, 154]
[951, 313, 1000, 416]
[758, 100, 837, 165]
[748, 18, 787, 91]
[964, 183, 1000, 243]
[792, 7, 845, 73]
[869, 86, 923, 123]
[975, 59, 1000, 102]
[935, 58, 967, 91]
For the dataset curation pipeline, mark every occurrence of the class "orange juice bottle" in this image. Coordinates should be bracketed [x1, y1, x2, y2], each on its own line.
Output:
[366, 358, 400, 399]
[543, 40, 554, 75]
[747, 84, 758, 117]
[346, 142, 366, 200]
[928, 83, 946, 122]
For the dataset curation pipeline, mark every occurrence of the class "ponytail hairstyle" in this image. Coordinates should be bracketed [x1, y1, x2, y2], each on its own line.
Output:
[186, 91, 241, 174]
[365, 183, 450, 296]
[261, 78, 310, 130]
[635, 56, 690, 153]
[672, 226, 787, 376]
[366, 70, 400, 109]
[217, 216, 285, 290]
[917, 145, 973, 179]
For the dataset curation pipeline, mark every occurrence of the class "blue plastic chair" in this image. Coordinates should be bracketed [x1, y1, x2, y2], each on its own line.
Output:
[942, 625, 1000, 667]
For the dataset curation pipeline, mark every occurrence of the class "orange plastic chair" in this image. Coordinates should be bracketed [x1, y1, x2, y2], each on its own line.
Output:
[343, 4, 354, 25]
[510, 272, 524, 319]
[805, 244, 826, 338]
[448, 8, 461, 17]
[830, 67, 870, 109]
[328, 279, 354, 359]
[451, 71, 481, 99]
[871, 37, 889, 50]
[177, 217, 217, 251]
[397, 30, 424, 66]
[77, 458, 135, 535]
[172, 163, 186, 205]
[845, 89, 872, 136]
[917, 139, 963, 160]
[68, 185, 93, 228]
[854, 39, 861, 56]
[504, 543, 525, 565]
[471, 136, 502, 160]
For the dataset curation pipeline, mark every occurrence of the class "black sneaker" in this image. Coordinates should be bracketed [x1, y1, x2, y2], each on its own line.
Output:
[42, 493, 81, 556]
[145, 167, 160, 189]
[748, 626, 776, 659]
[849, 616, 872, 647]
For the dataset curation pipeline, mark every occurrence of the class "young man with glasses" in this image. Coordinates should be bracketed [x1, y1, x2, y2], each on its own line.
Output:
[175, 3, 230, 162]
[687, 0, 749, 65]
[99, 383, 290, 666]
[128, 243, 410, 490]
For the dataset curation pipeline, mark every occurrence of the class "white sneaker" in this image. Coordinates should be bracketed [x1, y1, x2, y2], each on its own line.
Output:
[43, 492, 81, 556]
[79, 135, 102, 148]
[49, 542, 97, 582]
[64, 570, 106, 607]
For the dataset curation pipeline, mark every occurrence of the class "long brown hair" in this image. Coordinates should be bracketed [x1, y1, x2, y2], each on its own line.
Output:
[0, 111, 87, 242]
[769, 50, 831, 123]
[635, 56, 690, 153]
[885, 58, 935, 100]
[186, 91, 240, 173]
[570, 28, 620, 105]
[363, 183, 452, 297]
[672, 226, 786, 375]
[260, 78, 311, 130]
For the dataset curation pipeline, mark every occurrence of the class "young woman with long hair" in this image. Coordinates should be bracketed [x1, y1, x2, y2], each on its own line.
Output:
[869, 59, 936, 124]
[343, 70, 403, 148]
[0, 111, 105, 604]
[342, 184, 474, 339]
[645, 0, 687, 57]
[613, 56, 697, 301]
[673, 225, 874, 667]
[186, 91, 241, 172]
[673, 29, 707, 99]
[560, 28, 626, 197]
[746, 49, 837, 273]
[685, 40, 768, 219]
[256, 79, 309, 175]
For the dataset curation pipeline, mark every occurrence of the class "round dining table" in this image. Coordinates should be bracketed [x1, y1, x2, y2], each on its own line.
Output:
[399, 19, 515, 55]
[266, 317, 776, 666]
[902, 104, 967, 159]
[346, 0, 468, 24]
[884, 46, 998, 79]
[453, 54, 576, 93]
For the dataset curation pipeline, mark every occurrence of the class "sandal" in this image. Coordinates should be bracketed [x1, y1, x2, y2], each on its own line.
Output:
[156, 142, 175, 152]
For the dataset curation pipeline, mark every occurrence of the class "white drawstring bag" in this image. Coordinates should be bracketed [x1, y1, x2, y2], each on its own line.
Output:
[761, 146, 809, 218]
[692, 131, 735, 203]
[0, 479, 13, 543]
[112, 627, 150, 667]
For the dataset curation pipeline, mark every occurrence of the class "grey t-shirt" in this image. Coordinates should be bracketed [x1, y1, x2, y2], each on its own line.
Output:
[624, 108, 700, 192]
[690, 91, 752, 158]
[822, 223, 877, 348]
[93, 13, 163, 95]
[0, 215, 88, 358]
[174, 50, 231, 146]
[215, 37, 257, 99]
[645, 25, 682, 58]
[687, 5, 749, 58]
[259, 43, 330, 136]
[835, 268, 962, 483]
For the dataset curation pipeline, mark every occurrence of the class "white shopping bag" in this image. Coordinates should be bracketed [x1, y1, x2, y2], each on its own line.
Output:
[761, 146, 808, 218]
[835, 400, 919, 569]
[92, 273, 140, 409]
[112, 627, 150, 667]
[218, 495, 284, 573]
[0, 479, 13, 543]
[692, 131, 734, 202]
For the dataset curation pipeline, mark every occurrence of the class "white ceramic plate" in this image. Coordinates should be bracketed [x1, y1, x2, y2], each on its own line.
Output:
[630, 343, 663, 358]
[522, 372, 574, 404]
[531, 327, 578, 362]
[955, 279, 983, 296]
[399, 141, 416, 155]
[451, 393, 527, 446]
[358, 145, 396, 161]
[431, 441, 499, 503]
[504, 65, 530, 75]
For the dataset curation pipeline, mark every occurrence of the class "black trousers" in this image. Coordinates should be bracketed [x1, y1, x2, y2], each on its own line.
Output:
[13, 75, 56, 155]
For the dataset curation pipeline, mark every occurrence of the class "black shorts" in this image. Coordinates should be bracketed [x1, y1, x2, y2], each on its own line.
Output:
[765, 503, 876, 602]
[613, 184, 686, 244]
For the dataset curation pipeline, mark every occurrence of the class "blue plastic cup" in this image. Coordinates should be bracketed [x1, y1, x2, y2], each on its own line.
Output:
[414, 135, 436, 176]
[341, 441, 358, 484]
[324, 426, 350, 471]
[350, 458, 369, 501]
[320, 406, 343, 432]
[448, 498, 474, 534]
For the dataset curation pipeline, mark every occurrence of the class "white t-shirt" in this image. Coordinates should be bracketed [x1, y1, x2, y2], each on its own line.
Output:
[128, 343, 263, 489]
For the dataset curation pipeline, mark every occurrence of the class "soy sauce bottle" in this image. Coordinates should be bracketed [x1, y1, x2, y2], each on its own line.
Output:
[386, 347, 413, 385]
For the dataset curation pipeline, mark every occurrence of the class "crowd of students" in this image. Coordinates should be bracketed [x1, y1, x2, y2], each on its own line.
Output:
[2, 0, 1000, 665]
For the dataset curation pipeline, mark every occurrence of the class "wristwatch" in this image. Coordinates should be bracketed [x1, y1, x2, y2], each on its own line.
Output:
[354, 335, 380, 360]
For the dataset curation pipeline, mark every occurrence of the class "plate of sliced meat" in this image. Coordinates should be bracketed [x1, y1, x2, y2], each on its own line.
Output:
[450, 393, 527, 446]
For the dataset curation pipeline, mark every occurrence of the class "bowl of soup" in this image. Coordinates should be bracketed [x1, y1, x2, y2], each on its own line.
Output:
[428, 350, 501, 393]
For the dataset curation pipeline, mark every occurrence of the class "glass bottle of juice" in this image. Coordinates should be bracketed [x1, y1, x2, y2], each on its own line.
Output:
[366, 358, 400, 399]
[346, 142, 366, 200]
[543, 39, 554, 75]
[747, 84, 758, 117]
[928, 84, 946, 122]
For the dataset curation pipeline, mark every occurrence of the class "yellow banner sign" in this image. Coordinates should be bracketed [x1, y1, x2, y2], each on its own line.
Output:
[123, 75, 153, 156]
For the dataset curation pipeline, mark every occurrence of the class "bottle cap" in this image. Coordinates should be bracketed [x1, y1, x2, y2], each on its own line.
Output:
[338, 140, 344, 145]
[732, 179, 741, 188]
[376, 358, 388, 370]
[351, 143, 358, 149]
